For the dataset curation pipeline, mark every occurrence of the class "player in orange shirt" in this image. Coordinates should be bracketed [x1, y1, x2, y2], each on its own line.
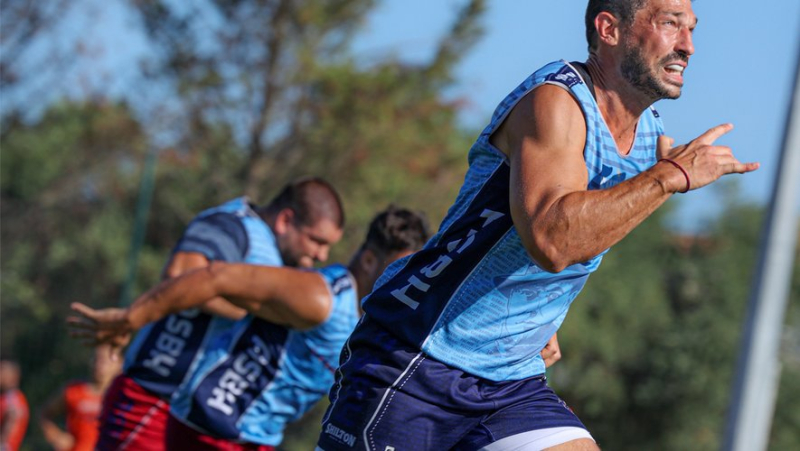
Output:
[40, 345, 122, 451]
[0, 360, 29, 451]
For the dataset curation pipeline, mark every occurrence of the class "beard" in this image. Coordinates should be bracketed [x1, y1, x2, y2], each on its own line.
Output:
[620, 42, 684, 101]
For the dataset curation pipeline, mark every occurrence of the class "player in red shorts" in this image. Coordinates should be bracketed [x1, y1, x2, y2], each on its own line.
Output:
[0, 360, 28, 451]
[91, 179, 344, 451]
[41, 345, 123, 451]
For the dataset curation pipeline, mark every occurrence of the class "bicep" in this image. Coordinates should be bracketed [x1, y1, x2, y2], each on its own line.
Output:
[214, 265, 332, 329]
[506, 85, 589, 218]
[502, 85, 589, 259]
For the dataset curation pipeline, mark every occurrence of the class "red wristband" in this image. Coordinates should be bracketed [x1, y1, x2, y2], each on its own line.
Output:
[658, 158, 690, 193]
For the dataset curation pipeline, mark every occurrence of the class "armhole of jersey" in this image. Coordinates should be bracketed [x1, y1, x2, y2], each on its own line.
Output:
[321, 266, 353, 324]
[484, 80, 585, 167]
[486, 80, 585, 165]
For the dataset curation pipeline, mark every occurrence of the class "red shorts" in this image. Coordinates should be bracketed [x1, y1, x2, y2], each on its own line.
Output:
[96, 374, 169, 451]
[166, 414, 275, 451]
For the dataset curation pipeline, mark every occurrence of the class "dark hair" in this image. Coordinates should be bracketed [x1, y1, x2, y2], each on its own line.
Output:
[363, 205, 429, 256]
[265, 176, 345, 229]
[585, 0, 647, 52]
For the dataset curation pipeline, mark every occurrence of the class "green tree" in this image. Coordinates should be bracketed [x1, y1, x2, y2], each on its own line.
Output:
[1, 101, 149, 448]
[552, 191, 799, 450]
[0, 101, 250, 448]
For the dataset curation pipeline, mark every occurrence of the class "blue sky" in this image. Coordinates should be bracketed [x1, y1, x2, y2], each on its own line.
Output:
[9, 0, 799, 231]
[352, 0, 800, 231]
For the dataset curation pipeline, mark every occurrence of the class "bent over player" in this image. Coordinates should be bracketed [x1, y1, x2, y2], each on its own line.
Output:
[314, 1, 758, 450]
[69, 206, 429, 450]
[95, 177, 343, 450]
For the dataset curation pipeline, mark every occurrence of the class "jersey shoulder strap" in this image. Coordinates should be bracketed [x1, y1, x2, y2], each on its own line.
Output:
[570, 61, 596, 99]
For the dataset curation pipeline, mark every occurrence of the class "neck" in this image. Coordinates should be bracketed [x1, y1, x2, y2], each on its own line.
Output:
[585, 54, 653, 153]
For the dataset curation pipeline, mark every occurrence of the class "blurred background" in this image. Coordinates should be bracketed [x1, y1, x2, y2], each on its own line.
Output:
[1, 0, 798, 449]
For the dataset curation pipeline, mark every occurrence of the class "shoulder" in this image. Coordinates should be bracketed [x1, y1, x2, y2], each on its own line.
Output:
[186, 211, 247, 236]
[175, 212, 249, 261]
[2, 389, 28, 409]
[501, 83, 586, 152]
[317, 264, 354, 296]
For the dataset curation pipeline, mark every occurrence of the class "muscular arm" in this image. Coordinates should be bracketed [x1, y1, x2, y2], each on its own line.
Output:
[495, 85, 757, 272]
[70, 263, 333, 345]
[164, 251, 247, 320]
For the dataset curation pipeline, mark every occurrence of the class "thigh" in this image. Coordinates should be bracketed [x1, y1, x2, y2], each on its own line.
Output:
[96, 375, 169, 451]
[545, 438, 600, 451]
[455, 378, 590, 450]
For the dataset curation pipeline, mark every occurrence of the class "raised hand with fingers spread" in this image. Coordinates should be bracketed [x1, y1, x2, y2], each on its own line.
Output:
[656, 123, 759, 194]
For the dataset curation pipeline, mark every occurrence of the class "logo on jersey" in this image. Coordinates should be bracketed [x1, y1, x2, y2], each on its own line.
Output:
[141, 309, 202, 377]
[390, 209, 504, 310]
[330, 273, 353, 296]
[548, 67, 582, 88]
[206, 334, 273, 416]
[589, 164, 627, 190]
[324, 423, 356, 447]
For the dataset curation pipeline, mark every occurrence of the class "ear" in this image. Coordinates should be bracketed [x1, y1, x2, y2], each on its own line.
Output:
[273, 208, 295, 235]
[595, 11, 622, 47]
[358, 248, 380, 275]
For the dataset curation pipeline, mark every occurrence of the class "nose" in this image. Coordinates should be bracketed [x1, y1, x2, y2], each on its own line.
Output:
[677, 27, 694, 56]
[315, 245, 330, 263]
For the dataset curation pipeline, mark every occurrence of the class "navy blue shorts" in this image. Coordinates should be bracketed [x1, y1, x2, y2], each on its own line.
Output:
[316, 317, 586, 450]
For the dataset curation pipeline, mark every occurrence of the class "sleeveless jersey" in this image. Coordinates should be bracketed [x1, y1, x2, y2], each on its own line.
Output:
[124, 197, 283, 397]
[362, 60, 664, 381]
[170, 264, 359, 446]
[63, 381, 102, 451]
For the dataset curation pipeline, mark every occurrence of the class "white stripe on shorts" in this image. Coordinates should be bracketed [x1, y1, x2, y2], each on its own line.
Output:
[478, 426, 594, 451]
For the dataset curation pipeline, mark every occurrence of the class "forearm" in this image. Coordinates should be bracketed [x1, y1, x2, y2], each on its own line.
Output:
[127, 267, 221, 329]
[521, 162, 675, 272]
[41, 419, 74, 450]
[199, 296, 248, 320]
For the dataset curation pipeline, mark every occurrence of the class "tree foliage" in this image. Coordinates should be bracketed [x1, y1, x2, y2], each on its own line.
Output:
[552, 196, 800, 450]
[1, 1, 797, 450]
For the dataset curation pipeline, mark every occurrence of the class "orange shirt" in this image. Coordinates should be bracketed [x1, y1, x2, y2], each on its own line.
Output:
[63, 382, 102, 451]
[0, 389, 29, 451]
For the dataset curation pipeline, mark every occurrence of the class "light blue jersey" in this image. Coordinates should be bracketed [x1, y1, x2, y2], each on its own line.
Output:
[124, 197, 282, 397]
[170, 264, 359, 446]
[362, 60, 663, 381]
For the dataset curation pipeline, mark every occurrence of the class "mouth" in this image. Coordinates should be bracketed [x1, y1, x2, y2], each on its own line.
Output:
[663, 63, 686, 85]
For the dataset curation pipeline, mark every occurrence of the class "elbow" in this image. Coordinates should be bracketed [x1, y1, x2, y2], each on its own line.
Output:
[531, 253, 571, 274]
[293, 292, 332, 331]
[527, 235, 572, 274]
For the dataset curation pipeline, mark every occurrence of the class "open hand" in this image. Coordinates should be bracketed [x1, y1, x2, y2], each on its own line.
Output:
[657, 123, 759, 193]
[541, 333, 562, 368]
[67, 303, 132, 355]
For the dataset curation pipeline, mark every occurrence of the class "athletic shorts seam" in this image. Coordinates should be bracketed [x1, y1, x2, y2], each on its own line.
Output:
[367, 354, 426, 450]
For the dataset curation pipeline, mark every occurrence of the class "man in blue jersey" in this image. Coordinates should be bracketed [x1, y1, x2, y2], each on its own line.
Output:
[68, 206, 430, 450]
[311, 1, 758, 450]
[93, 177, 344, 451]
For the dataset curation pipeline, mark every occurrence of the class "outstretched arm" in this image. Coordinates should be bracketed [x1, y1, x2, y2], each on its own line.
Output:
[69, 263, 333, 347]
[494, 85, 758, 272]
